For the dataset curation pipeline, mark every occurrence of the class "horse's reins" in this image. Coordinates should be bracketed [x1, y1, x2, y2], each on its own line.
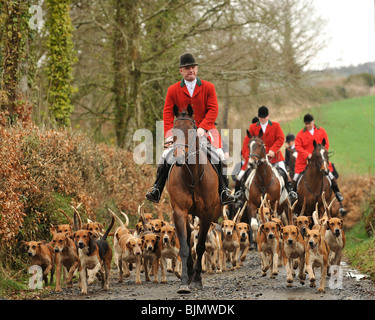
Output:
[172, 116, 205, 188]
[303, 146, 330, 200]
[249, 139, 275, 196]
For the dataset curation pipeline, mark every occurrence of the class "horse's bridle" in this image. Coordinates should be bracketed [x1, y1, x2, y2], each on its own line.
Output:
[303, 145, 330, 199]
[310, 145, 329, 175]
[248, 138, 275, 196]
[248, 138, 267, 166]
[172, 116, 205, 188]
[172, 116, 199, 161]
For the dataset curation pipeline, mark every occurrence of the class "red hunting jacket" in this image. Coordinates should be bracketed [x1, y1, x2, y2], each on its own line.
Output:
[163, 77, 222, 149]
[294, 125, 333, 174]
[241, 120, 285, 171]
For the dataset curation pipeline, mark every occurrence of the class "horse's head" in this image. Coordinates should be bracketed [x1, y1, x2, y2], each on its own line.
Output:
[311, 139, 329, 175]
[172, 104, 198, 166]
[247, 129, 266, 167]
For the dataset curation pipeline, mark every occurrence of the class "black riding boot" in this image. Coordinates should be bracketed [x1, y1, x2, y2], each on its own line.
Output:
[278, 168, 298, 202]
[215, 161, 235, 205]
[330, 177, 347, 216]
[330, 177, 344, 202]
[145, 160, 170, 203]
[234, 178, 244, 209]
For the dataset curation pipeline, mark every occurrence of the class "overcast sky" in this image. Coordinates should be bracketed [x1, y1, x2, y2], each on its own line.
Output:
[310, 0, 375, 69]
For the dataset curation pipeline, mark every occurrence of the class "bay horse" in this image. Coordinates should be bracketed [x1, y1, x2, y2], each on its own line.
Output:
[243, 131, 288, 242]
[166, 104, 222, 293]
[293, 139, 339, 219]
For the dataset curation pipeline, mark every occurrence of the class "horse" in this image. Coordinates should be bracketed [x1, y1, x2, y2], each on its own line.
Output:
[243, 130, 289, 244]
[285, 146, 297, 180]
[166, 104, 222, 293]
[293, 139, 340, 220]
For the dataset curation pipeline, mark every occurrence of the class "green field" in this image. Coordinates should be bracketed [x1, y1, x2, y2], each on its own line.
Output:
[281, 95, 375, 176]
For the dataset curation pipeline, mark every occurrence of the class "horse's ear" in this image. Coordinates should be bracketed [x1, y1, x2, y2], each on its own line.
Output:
[187, 104, 193, 117]
[173, 104, 179, 117]
[322, 138, 326, 147]
[258, 129, 263, 138]
[246, 130, 251, 138]
[313, 140, 317, 148]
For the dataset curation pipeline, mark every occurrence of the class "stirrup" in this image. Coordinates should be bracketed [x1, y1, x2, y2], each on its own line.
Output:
[288, 191, 298, 202]
[220, 189, 235, 205]
[145, 186, 161, 203]
[339, 206, 347, 216]
[335, 191, 344, 202]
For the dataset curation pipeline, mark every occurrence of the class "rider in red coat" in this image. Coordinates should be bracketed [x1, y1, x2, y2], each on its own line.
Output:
[145, 53, 234, 205]
[237, 106, 297, 201]
[163, 76, 222, 149]
[293, 113, 345, 211]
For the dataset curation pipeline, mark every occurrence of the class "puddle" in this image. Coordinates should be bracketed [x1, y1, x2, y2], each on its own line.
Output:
[341, 261, 368, 281]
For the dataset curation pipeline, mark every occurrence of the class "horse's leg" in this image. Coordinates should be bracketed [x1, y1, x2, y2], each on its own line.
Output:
[247, 203, 258, 249]
[173, 209, 192, 294]
[191, 217, 210, 290]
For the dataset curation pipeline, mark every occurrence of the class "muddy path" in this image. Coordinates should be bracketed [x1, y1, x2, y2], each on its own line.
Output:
[42, 249, 375, 301]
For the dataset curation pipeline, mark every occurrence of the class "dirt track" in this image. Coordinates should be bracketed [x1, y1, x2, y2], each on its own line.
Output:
[42, 249, 375, 301]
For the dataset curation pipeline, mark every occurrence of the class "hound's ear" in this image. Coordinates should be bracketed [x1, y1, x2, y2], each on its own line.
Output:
[247, 130, 251, 138]
[156, 235, 160, 243]
[173, 104, 179, 117]
[187, 104, 193, 117]
[82, 224, 88, 230]
[50, 226, 57, 234]
[340, 219, 344, 228]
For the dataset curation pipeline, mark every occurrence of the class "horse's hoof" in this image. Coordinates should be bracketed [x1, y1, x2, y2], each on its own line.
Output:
[177, 285, 191, 294]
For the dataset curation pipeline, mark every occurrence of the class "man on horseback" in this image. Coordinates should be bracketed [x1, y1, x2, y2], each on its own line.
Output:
[145, 52, 235, 205]
[238, 106, 297, 202]
[292, 113, 345, 211]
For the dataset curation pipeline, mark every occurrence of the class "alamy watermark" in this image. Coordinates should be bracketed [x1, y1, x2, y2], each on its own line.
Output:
[29, 5, 44, 31]
[132, 123, 242, 175]
[28, 265, 43, 290]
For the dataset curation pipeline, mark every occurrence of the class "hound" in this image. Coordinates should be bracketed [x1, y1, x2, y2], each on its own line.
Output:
[118, 233, 143, 284]
[73, 216, 114, 294]
[256, 201, 281, 278]
[159, 224, 181, 283]
[281, 199, 306, 287]
[141, 233, 161, 283]
[305, 229, 330, 292]
[22, 240, 55, 286]
[50, 230, 80, 292]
